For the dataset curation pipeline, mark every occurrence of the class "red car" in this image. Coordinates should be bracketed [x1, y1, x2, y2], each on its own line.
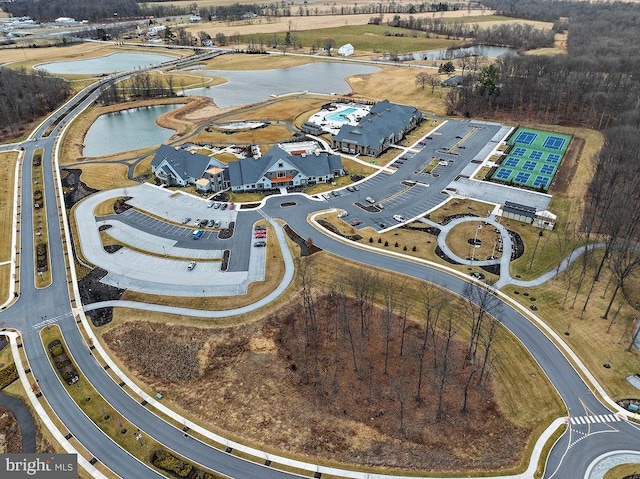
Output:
[350, 220, 362, 226]
[254, 232, 267, 238]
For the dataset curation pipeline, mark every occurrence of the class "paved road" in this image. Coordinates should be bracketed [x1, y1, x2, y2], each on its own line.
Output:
[0, 49, 638, 479]
[0, 390, 36, 453]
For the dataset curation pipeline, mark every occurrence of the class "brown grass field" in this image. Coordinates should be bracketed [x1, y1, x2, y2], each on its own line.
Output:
[99, 249, 563, 475]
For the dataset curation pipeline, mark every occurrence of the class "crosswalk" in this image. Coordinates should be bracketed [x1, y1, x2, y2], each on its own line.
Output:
[569, 414, 623, 425]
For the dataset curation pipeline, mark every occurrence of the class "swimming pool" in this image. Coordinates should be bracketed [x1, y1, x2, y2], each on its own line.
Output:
[326, 107, 358, 122]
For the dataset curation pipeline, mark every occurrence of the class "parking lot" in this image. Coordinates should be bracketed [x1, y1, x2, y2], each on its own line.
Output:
[75, 186, 268, 296]
[319, 120, 510, 230]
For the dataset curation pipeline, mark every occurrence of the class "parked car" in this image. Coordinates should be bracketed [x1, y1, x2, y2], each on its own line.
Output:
[214, 220, 221, 228]
[207, 202, 214, 208]
[346, 186, 355, 192]
[470, 271, 486, 280]
[365, 196, 376, 204]
[182, 217, 191, 224]
[221, 203, 228, 210]
[337, 211, 348, 218]
[376, 203, 384, 210]
[187, 261, 196, 270]
[199, 219, 208, 227]
[393, 214, 406, 223]
[254, 226, 266, 231]
[254, 232, 267, 238]
[193, 229, 204, 239]
[207, 219, 215, 227]
[254, 241, 267, 247]
[194, 218, 201, 226]
[213, 202, 221, 209]
[350, 220, 362, 226]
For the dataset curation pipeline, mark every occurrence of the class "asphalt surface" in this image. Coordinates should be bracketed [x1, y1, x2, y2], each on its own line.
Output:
[0, 391, 36, 453]
[0, 49, 638, 479]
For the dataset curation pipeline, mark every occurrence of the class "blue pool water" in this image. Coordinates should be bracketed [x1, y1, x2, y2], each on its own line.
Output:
[326, 107, 358, 122]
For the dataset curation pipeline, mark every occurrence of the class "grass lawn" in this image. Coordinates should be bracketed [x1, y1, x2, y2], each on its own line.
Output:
[604, 464, 640, 479]
[74, 163, 138, 191]
[100, 248, 563, 476]
[447, 221, 503, 261]
[502, 254, 640, 401]
[0, 151, 18, 263]
[242, 24, 462, 55]
[39, 326, 225, 478]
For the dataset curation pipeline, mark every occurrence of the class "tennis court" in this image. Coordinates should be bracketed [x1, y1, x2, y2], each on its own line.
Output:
[491, 127, 572, 191]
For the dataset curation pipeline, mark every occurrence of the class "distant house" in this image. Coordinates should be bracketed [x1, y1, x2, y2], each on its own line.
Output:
[189, 15, 201, 22]
[227, 144, 344, 192]
[151, 145, 228, 193]
[331, 100, 422, 157]
[54, 17, 76, 23]
[441, 75, 466, 87]
[338, 43, 354, 56]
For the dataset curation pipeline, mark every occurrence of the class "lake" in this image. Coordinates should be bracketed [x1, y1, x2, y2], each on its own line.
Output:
[36, 52, 176, 75]
[83, 104, 180, 157]
[184, 62, 380, 108]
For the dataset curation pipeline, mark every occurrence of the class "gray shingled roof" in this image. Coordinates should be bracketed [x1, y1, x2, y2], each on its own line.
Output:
[151, 144, 225, 181]
[333, 100, 420, 150]
[228, 145, 342, 187]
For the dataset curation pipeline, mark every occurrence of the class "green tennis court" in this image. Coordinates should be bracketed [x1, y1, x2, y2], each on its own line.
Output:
[491, 127, 572, 191]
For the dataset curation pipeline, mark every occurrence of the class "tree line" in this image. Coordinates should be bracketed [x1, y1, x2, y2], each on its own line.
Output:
[97, 72, 179, 105]
[3, 0, 464, 23]
[387, 15, 555, 49]
[445, 0, 640, 335]
[0, 67, 70, 137]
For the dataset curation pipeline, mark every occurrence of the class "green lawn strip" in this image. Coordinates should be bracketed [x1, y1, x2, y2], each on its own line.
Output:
[0, 151, 18, 263]
[39, 326, 227, 479]
[243, 24, 462, 54]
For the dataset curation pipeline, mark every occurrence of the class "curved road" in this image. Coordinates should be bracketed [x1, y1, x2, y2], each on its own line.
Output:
[0, 50, 638, 479]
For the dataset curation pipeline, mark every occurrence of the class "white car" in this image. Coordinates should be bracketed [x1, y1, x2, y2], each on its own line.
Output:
[365, 196, 376, 204]
[393, 214, 406, 223]
[337, 211, 348, 218]
[187, 261, 196, 271]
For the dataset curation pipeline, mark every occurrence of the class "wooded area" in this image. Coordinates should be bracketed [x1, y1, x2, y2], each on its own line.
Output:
[0, 68, 70, 137]
[455, 0, 640, 328]
[2, 0, 460, 23]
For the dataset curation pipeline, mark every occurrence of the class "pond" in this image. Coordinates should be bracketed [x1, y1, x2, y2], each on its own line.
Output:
[35, 52, 176, 75]
[184, 62, 380, 108]
[83, 104, 180, 157]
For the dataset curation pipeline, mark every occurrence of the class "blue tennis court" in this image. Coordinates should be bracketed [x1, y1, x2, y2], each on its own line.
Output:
[514, 172, 531, 183]
[495, 168, 512, 180]
[522, 160, 537, 171]
[540, 164, 555, 175]
[512, 147, 527, 156]
[543, 136, 566, 150]
[515, 131, 537, 145]
[529, 150, 543, 160]
[533, 176, 549, 187]
[504, 157, 520, 167]
[546, 153, 561, 163]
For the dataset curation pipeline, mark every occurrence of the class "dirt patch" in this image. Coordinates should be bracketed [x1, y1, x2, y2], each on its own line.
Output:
[60, 168, 99, 209]
[78, 268, 124, 326]
[0, 407, 22, 454]
[550, 136, 583, 197]
[103, 293, 528, 472]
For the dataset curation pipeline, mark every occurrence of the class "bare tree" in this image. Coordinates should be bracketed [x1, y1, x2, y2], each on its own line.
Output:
[603, 239, 640, 319]
[433, 311, 458, 421]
